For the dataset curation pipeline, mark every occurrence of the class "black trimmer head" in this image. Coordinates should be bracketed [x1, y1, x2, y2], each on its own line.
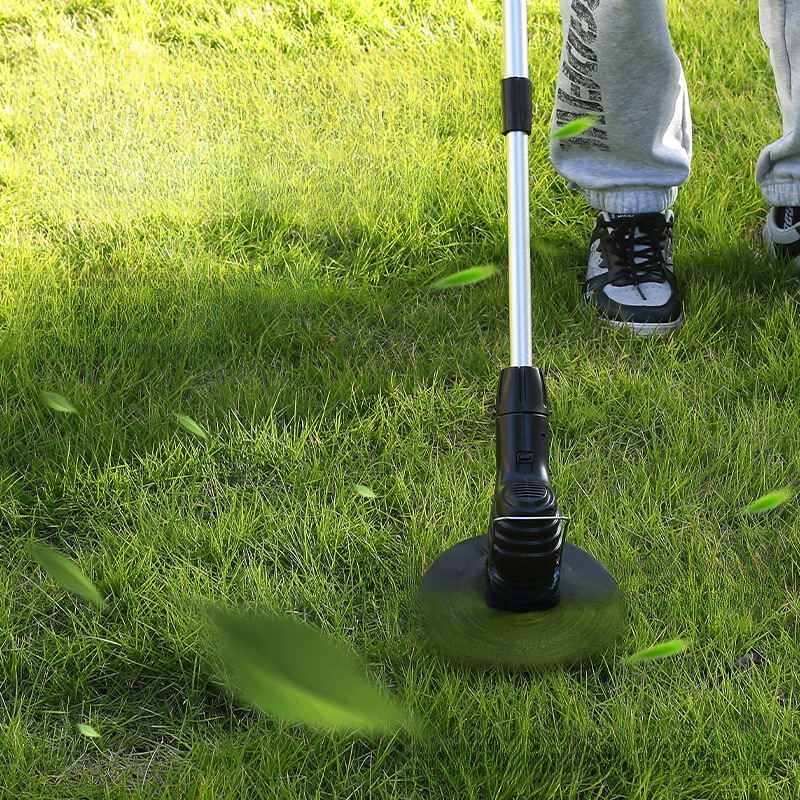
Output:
[417, 367, 624, 670]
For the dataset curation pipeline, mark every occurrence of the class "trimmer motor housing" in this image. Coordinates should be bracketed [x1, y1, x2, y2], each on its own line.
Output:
[486, 366, 565, 612]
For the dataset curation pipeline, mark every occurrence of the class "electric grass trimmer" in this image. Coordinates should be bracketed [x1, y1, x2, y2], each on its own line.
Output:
[416, 0, 625, 669]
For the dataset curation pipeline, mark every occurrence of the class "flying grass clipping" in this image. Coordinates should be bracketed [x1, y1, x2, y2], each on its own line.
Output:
[208, 608, 419, 736]
[27, 543, 105, 608]
[431, 264, 497, 289]
[551, 115, 600, 141]
[623, 638, 690, 664]
[743, 487, 793, 515]
[175, 413, 208, 440]
[42, 391, 77, 414]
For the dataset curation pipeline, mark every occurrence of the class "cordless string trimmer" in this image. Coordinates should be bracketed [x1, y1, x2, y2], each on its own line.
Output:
[416, 0, 625, 669]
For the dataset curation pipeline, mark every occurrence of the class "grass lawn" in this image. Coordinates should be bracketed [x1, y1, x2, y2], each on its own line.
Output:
[2, 0, 800, 797]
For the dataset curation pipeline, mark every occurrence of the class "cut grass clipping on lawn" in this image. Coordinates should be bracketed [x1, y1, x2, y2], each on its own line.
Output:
[4, 0, 800, 797]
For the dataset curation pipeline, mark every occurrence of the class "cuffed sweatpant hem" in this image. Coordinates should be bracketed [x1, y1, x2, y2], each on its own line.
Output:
[577, 186, 679, 214]
[760, 181, 800, 207]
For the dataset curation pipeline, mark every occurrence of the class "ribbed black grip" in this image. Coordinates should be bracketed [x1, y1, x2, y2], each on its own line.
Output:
[501, 77, 533, 135]
[486, 366, 564, 612]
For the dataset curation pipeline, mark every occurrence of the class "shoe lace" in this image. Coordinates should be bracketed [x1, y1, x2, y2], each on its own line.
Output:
[607, 213, 672, 286]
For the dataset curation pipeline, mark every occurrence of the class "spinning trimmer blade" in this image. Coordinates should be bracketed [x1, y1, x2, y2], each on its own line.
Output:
[416, 536, 625, 670]
[415, 0, 625, 670]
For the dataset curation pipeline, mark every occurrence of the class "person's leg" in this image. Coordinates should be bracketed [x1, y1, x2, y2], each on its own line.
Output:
[757, 0, 800, 206]
[758, 0, 800, 265]
[549, 0, 692, 214]
[549, 0, 690, 336]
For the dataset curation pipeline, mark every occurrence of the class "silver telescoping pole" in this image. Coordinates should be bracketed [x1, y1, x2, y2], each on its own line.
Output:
[503, 0, 532, 368]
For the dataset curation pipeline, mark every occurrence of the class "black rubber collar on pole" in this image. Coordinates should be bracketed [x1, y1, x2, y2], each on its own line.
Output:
[501, 77, 533, 136]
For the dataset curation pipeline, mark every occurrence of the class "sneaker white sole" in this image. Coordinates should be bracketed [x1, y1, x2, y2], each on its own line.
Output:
[600, 313, 684, 337]
[762, 209, 800, 268]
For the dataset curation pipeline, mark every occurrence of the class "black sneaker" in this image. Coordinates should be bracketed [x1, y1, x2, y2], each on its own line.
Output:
[583, 210, 684, 336]
[763, 206, 800, 269]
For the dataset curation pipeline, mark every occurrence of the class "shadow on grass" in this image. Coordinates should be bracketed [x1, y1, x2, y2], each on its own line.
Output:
[2, 212, 512, 462]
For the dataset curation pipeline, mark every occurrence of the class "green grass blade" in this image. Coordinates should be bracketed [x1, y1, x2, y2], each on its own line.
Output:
[623, 638, 690, 664]
[742, 488, 794, 514]
[27, 543, 105, 608]
[208, 608, 413, 735]
[550, 115, 599, 140]
[430, 265, 497, 289]
[42, 391, 77, 414]
[175, 413, 208, 440]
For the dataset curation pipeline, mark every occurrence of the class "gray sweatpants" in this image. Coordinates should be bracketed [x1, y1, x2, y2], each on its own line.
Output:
[550, 0, 800, 213]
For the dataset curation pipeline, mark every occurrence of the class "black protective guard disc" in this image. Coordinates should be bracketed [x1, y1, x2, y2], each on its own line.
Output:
[416, 535, 625, 670]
